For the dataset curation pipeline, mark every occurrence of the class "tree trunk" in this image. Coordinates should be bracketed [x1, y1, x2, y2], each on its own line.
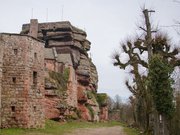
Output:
[143, 9, 154, 60]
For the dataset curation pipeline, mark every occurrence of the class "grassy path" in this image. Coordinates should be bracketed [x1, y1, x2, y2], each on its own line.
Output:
[64, 126, 126, 135]
[0, 120, 139, 135]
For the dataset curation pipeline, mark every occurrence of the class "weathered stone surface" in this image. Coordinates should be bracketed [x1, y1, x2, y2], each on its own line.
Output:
[66, 66, 78, 108]
[44, 96, 60, 119]
[82, 40, 91, 51]
[21, 21, 90, 52]
[0, 33, 45, 128]
[89, 61, 98, 91]
[78, 103, 91, 121]
[0, 38, 3, 127]
[77, 85, 88, 103]
[99, 106, 108, 121]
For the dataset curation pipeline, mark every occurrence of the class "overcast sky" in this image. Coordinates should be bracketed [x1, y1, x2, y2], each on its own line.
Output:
[0, 0, 179, 100]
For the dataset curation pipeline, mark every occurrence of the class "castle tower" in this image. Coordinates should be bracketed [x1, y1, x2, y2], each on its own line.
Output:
[0, 33, 45, 128]
[29, 19, 38, 38]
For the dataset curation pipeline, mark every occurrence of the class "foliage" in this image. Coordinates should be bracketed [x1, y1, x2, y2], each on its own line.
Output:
[107, 96, 115, 111]
[96, 93, 108, 107]
[114, 95, 122, 109]
[85, 104, 94, 120]
[48, 68, 69, 93]
[87, 91, 93, 99]
[66, 113, 78, 121]
[148, 54, 175, 118]
[76, 109, 82, 119]
[123, 127, 140, 135]
[63, 68, 70, 82]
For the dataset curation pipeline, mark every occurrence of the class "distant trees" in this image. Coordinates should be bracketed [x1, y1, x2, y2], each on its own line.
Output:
[114, 95, 122, 110]
[107, 95, 122, 111]
[108, 95, 134, 125]
[112, 8, 180, 135]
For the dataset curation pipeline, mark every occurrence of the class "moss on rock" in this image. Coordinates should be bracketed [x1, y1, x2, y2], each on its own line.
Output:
[48, 68, 69, 95]
[96, 93, 108, 107]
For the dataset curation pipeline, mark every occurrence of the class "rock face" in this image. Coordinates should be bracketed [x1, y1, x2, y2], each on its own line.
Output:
[21, 19, 101, 121]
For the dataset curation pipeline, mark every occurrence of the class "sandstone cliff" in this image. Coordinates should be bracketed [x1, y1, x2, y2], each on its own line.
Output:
[21, 20, 101, 121]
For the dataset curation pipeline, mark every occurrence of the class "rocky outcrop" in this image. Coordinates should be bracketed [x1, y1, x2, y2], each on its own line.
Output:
[97, 93, 108, 121]
[21, 19, 101, 121]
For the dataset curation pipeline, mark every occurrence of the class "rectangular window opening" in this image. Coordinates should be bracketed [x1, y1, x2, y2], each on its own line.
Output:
[12, 77, 16, 83]
[12, 116, 16, 121]
[33, 71, 37, 86]
[11, 106, 15, 112]
[34, 52, 37, 59]
[33, 106, 37, 112]
[14, 49, 18, 55]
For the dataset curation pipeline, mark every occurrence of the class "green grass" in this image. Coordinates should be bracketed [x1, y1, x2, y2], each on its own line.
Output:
[0, 120, 122, 135]
[119, 123, 140, 135]
[123, 126, 140, 135]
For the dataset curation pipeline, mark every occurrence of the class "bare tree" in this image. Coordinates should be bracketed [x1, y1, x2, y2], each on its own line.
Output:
[112, 8, 180, 134]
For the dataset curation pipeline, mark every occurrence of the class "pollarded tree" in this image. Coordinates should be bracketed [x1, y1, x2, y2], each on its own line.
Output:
[112, 9, 180, 134]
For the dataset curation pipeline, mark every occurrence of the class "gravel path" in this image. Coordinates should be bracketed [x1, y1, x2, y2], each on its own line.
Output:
[64, 126, 127, 135]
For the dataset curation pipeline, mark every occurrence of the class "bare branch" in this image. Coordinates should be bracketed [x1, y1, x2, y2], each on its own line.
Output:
[148, 10, 155, 13]
[151, 30, 157, 33]
[139, 26, 147, 32]
[125, 81, 137, 95]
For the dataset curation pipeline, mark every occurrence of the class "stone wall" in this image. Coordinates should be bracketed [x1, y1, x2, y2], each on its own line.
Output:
[0, 34, 45, 128]
[0, 38, 3, 127]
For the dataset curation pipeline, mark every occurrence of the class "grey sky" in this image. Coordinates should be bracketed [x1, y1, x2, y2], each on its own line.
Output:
[0, 0, 179, 100]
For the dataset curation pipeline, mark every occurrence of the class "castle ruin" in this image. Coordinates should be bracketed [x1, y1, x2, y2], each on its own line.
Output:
[0, 19, 108, 128]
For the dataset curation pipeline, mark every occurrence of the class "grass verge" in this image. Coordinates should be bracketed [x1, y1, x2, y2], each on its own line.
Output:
[123, 127, 140, 135]
[120, 123, 140, 135]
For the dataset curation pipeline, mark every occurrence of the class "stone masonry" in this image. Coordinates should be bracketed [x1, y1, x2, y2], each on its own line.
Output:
[0, 34, 45, 128]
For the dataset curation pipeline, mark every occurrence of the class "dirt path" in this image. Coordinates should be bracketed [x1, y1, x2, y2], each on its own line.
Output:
[64, 126, 126, 135]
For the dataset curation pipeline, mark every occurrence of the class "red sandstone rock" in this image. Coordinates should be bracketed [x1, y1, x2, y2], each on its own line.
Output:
[0, 20, 108, 129]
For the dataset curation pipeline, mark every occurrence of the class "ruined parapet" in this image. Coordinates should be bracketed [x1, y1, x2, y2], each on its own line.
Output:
[0, 33, 45, 128]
